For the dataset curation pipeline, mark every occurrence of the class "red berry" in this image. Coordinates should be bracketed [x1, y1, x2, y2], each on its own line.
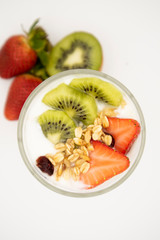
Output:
[4, 74, 42, 120]
[0, 35, 37, 78]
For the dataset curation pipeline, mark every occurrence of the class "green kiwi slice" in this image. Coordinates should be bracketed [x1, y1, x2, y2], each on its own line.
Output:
[38, 110, 76, 144]
[46, 32, 102, 76]
[42, 83, 97, 125]
[70, 77, 123, 106]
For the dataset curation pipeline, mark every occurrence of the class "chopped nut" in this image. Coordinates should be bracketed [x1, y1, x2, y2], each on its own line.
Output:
[82, 128, 87, 133]
[53, 152, 64, 163]
[75, 127, 82, 138]
[57, 147, 66, 152]
[66, 138, 75, 148]
[94, 117, 102, 125]
[103, 108, 117, 117]
[102, 116, 109, 128]
[87, 124, 94, 129]
[75, 159, 86, 167]
[70, 168, 79, 181]
[54, 165, 60, 181]
[92, 131, 102, 140]
[84, 130, 91, 143]
[57, 163, 65, 176]
[55, 143, 65, 150]
[99, 111, 104, 119]
[102, 134, 113, 146]
[73, 167, 80, 176]
[92, 124, 102, 133]
[79, 154, 90, 161]
[73, 138, 84, 146]
[73, 149, 84, 155]
[87, 144, 94, 151]
[68, 153, 79, 162]
[64, 158, 71, 168]
[65, 142, 73, 151]
[80, 146, 89, 156]
[65, 148, 72, 156]
[80, 162, 90, 174]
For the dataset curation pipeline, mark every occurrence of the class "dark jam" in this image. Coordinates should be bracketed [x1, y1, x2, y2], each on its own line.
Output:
[36, 156, 54, 176]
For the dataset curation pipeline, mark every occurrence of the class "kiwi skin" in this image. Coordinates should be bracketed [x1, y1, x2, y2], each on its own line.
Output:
[46, 31, 103, 76]
[42, 83, 97, 126]
[70, 77, 123, 107]
[38, 109, 76, 144]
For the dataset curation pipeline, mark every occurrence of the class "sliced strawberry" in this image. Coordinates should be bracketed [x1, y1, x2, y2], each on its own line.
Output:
[104, 117, 140, 154]
[4, 74, 42, 120]
[80, 141, 130, 189]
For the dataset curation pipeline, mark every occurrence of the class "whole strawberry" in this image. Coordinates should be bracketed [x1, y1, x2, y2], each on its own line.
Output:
[0, 19, 51, 79]
[0, 35, 37, 78]
[4, 74, 42, 120]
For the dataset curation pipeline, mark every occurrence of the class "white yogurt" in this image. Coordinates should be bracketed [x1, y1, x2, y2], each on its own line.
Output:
[21, 73, 142, 193]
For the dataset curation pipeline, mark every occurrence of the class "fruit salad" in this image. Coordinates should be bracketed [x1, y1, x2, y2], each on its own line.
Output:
[34, 76, 141, 190]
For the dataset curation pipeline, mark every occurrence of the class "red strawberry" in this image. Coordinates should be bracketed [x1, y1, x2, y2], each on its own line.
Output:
[0, 35, 37, 78]
[80, 141, 130, 189]
[4, 74, 42, 120]
[0, 19, 51, 79]
[104, 117, 141, 154]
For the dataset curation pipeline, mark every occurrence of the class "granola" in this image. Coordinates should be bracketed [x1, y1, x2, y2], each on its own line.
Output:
[44, 108, 117, 182]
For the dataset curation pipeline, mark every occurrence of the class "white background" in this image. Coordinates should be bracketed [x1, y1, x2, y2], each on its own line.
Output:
[0, 0, 160, 239]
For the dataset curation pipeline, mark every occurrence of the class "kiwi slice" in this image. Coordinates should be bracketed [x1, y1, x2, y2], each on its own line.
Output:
[42, 83, 97, 125]
[46, 32, 102, 76]
[38, 110, 76, 144]
[70, 77, 123, 106]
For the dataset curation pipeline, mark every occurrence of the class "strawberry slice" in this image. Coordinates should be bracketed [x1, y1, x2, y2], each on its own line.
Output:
[104, 117, 140, 154]
[81, 141, 130, 189]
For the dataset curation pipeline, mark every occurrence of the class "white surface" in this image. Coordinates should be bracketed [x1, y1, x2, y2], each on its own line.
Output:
[0, 0, 159, 239]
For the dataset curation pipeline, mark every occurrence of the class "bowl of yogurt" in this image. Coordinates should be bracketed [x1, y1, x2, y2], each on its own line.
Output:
[17, 69, 146, 197]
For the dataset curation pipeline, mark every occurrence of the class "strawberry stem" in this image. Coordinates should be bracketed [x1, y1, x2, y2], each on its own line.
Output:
[28, 18, 40, 34]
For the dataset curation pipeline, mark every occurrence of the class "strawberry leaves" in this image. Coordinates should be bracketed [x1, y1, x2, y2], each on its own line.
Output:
[27, 19, 52, 80]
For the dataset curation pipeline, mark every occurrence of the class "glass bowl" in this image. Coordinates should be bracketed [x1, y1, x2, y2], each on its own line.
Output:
[17, 69, 146, 197]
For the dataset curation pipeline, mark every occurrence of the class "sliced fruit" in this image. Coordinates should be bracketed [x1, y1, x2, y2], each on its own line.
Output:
[42, 83, 97, 125]
[70, 77, 123, 106]
[80, 141, 130, 189]
[104, 117, 141, 154]
[46, 32, 102, 76]
[38, 109, 76, 144]
[4, 74, 42, 120]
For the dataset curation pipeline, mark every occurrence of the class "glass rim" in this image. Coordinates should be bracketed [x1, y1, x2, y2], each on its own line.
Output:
[17, 69, 146, 198]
